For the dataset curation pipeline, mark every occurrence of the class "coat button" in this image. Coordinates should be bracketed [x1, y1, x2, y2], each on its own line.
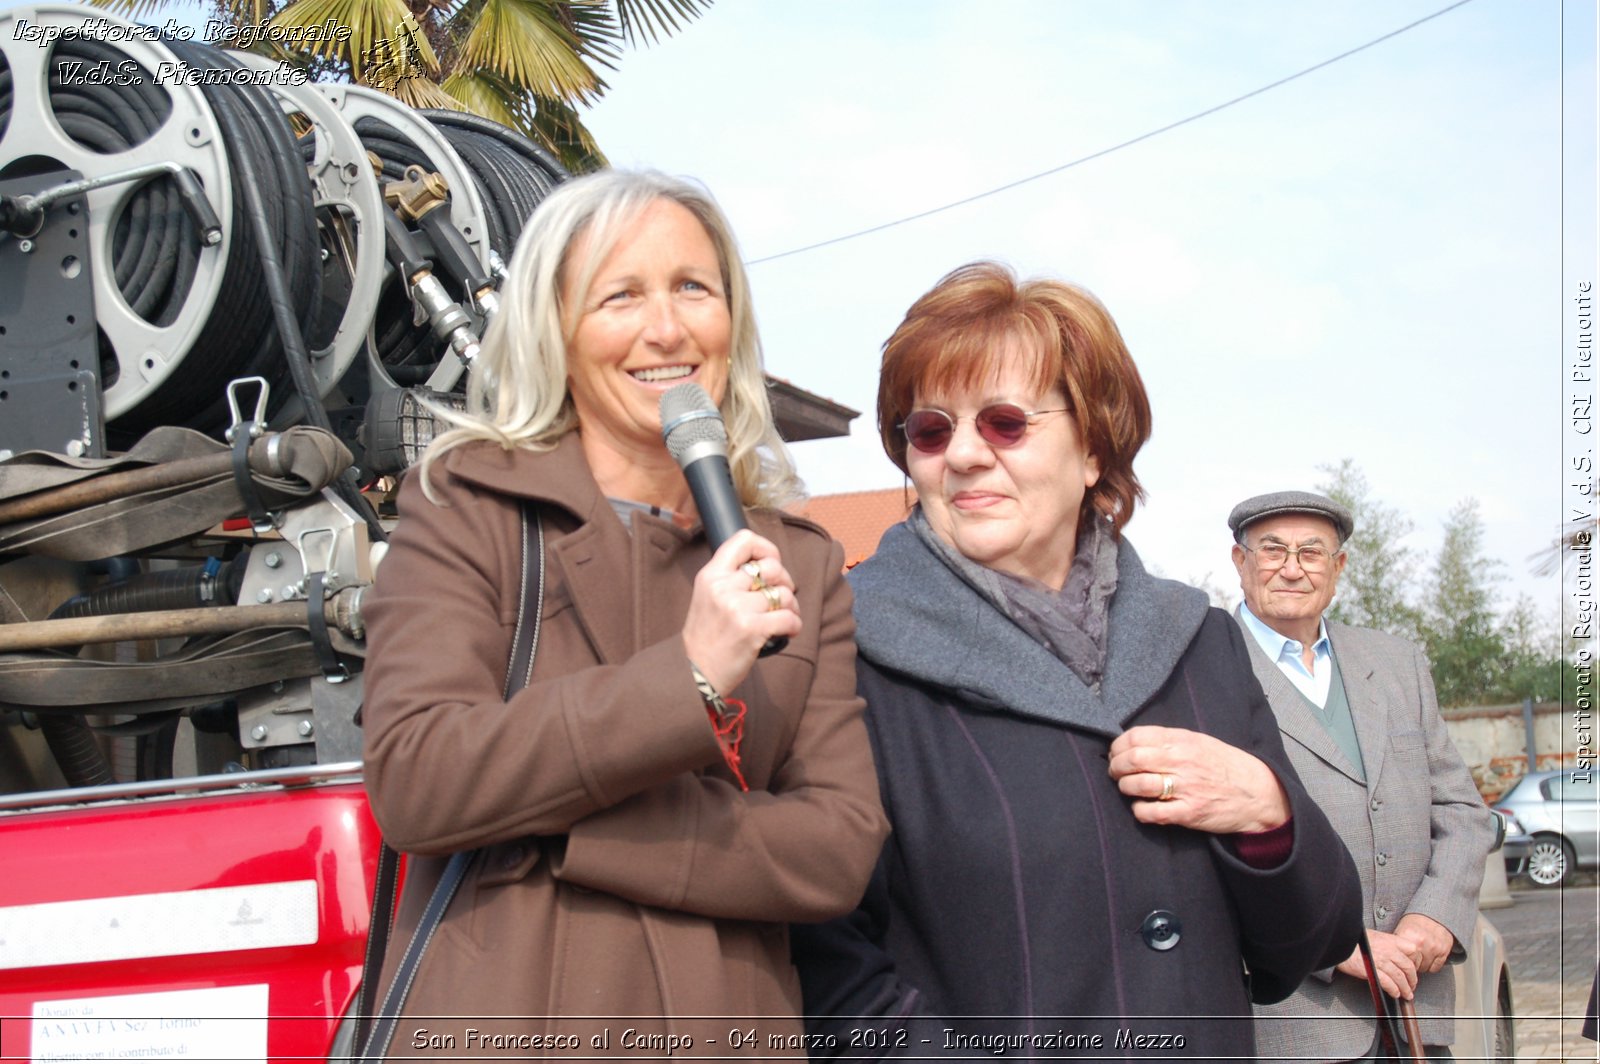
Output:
[1370, 798, 1381, 811]
[1376, 905, 1389, 921]
[1376, 852, 1388, 866]
[1140, 910, 1182, 951]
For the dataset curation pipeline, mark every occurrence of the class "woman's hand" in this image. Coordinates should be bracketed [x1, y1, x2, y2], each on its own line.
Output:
[682, 529, 803, 694]
[1107, 725, 1291, 835]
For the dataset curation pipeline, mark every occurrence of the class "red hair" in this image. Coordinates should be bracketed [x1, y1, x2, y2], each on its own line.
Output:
[877, 261, 1152, 535]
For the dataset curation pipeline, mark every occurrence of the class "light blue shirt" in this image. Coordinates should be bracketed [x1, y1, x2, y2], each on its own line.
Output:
[1239, 603, 1334, 709]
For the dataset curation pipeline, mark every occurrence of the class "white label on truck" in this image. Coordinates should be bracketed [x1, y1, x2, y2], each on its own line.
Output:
[0, 880, 317, 969]
[30, 983, 268, 1062]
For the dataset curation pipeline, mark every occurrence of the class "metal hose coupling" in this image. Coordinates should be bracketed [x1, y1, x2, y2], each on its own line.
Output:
[410, 272, 480, 364]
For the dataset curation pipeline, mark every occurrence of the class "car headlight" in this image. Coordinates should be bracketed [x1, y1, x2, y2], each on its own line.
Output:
[1494, 809, 1525, 836]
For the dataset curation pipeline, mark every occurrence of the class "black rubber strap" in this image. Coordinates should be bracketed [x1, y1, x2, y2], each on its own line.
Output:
[230, 428, 273, 532]
[305, 571, 348, 682]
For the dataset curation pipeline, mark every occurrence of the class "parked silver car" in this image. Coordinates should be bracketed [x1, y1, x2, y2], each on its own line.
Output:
[1498, 821, 1534, 878]
[1452, 910, 1515, 1061]
[1495, 768, 1599, 888]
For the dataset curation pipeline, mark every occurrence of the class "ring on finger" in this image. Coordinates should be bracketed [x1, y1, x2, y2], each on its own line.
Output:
[742, 561, 766, 592]
[1158, 773, 1176, 802]
[761, 584, 782, 612]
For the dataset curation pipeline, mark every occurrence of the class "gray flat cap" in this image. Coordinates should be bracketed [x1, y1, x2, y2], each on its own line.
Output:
[1228, 490, 1354, 543]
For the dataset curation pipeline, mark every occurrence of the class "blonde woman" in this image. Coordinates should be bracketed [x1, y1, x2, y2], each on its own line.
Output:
[361, 170, 887, 1057]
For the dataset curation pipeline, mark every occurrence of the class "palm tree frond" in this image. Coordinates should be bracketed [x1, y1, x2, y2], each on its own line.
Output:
[386, 74, 465, 109]
[557, 0, 624, 65]
[271, 0, 439, 78]
[614, 0, 711, 47]
[525, 92, 606, 173]
[457, 0, 613, 103]
[446, 0, 488, 33]
[439, 74, 603, 173]
[440, 70, 529, 129]
[211, 0, 280, 27]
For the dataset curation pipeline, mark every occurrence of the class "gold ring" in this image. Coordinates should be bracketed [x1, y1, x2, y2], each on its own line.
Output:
[1158, 774, 1176, 802]
[762, 585, 782, 612]
[742, 561, 766, 591]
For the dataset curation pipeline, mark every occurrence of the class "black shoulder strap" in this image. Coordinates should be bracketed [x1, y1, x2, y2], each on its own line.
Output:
[355, 503, 544, 1062]
[351, 840, 398, 1051]
[502, 504, 547, 699]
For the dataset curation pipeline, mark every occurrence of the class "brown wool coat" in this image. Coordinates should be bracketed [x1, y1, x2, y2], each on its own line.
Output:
[360, 434, 888, 1060]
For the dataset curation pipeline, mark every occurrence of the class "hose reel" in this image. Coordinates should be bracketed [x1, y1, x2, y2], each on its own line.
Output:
[335, 84, 497, 395]
[0, 4, 574, 787]
[229, 51, 386, 419]
[0, 5, 237, 443]
[0, 3, 569, 461]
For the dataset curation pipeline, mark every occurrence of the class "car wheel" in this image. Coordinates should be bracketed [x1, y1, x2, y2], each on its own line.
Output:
[1525, 836, 1573, 888]
[1494, 979, 1515, 1062]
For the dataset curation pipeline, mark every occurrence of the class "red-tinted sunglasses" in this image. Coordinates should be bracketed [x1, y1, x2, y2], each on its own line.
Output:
[899, 404, 1070, 454]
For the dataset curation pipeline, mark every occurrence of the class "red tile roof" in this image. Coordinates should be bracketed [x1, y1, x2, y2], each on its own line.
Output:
[798, 487, 916, 570]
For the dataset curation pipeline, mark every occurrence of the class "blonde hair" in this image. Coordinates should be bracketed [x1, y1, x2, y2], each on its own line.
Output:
[418, 169, 801, 508]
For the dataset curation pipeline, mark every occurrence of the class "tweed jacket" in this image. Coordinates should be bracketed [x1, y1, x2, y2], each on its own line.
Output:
[1240, 612, 1494, 1060]
[361, 435, 888, 1058]
[792, 523, 1362, 1062]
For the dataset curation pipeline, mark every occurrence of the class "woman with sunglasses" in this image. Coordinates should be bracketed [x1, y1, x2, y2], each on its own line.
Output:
[793, 262, 1360, 1059]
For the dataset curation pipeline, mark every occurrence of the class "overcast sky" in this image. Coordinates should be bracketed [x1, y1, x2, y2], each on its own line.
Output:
[582, 0, 1595, 624]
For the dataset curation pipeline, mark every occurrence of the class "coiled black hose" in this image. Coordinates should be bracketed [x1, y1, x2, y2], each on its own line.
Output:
[353, 112, 567, 381]
[351, 116, 462, 381]
[156, 42, 319, 418]
[420, 109, 566, 245]
[2, 41, 201, 343]
[0, 49, 12, 141]
[1, 39, 319, 438]
[111, 39, 324, 438]
[157, 41, 385, 542]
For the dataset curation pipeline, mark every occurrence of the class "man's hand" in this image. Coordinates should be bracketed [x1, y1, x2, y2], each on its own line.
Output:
[1335, 931, 1419, 999]
[1394, 913, 1454, 974]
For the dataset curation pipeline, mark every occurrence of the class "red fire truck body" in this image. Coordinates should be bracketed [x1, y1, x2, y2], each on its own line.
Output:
[0, 766, 379, 1061]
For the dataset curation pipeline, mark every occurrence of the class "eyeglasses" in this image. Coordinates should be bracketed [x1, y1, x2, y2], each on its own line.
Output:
[899, 404, 1069, 454]
[1242, 543, 1340, 573]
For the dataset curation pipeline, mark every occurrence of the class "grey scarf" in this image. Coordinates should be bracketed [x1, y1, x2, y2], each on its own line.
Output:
[909, 506, 1120, 688]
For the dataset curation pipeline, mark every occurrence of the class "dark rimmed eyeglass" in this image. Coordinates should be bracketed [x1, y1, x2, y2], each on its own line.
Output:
[899, 404, 1069, 455]
[1242, 543, 1339, 573]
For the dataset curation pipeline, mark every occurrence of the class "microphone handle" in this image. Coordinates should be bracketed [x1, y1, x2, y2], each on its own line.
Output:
[681, 455, 787, 658]
[683, 454, 748, 553]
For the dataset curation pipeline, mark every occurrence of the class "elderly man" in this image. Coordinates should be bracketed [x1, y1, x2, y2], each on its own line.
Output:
[1229, 491, 1492, 1062]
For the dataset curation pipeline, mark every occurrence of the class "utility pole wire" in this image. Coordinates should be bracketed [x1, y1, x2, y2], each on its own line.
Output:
[746, 0, 1478, 267]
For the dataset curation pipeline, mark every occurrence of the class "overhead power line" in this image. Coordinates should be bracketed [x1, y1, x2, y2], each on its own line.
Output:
[746, 0, 1478, 266]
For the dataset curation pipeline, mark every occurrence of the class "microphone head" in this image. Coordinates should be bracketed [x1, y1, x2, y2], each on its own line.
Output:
[660, 382, 728, 465]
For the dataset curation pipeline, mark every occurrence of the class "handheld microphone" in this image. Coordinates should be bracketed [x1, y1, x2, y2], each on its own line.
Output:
[660, 382, 786, 657]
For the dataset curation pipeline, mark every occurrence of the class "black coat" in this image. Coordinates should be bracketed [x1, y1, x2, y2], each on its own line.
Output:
[792, 523, 1362, 1062]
